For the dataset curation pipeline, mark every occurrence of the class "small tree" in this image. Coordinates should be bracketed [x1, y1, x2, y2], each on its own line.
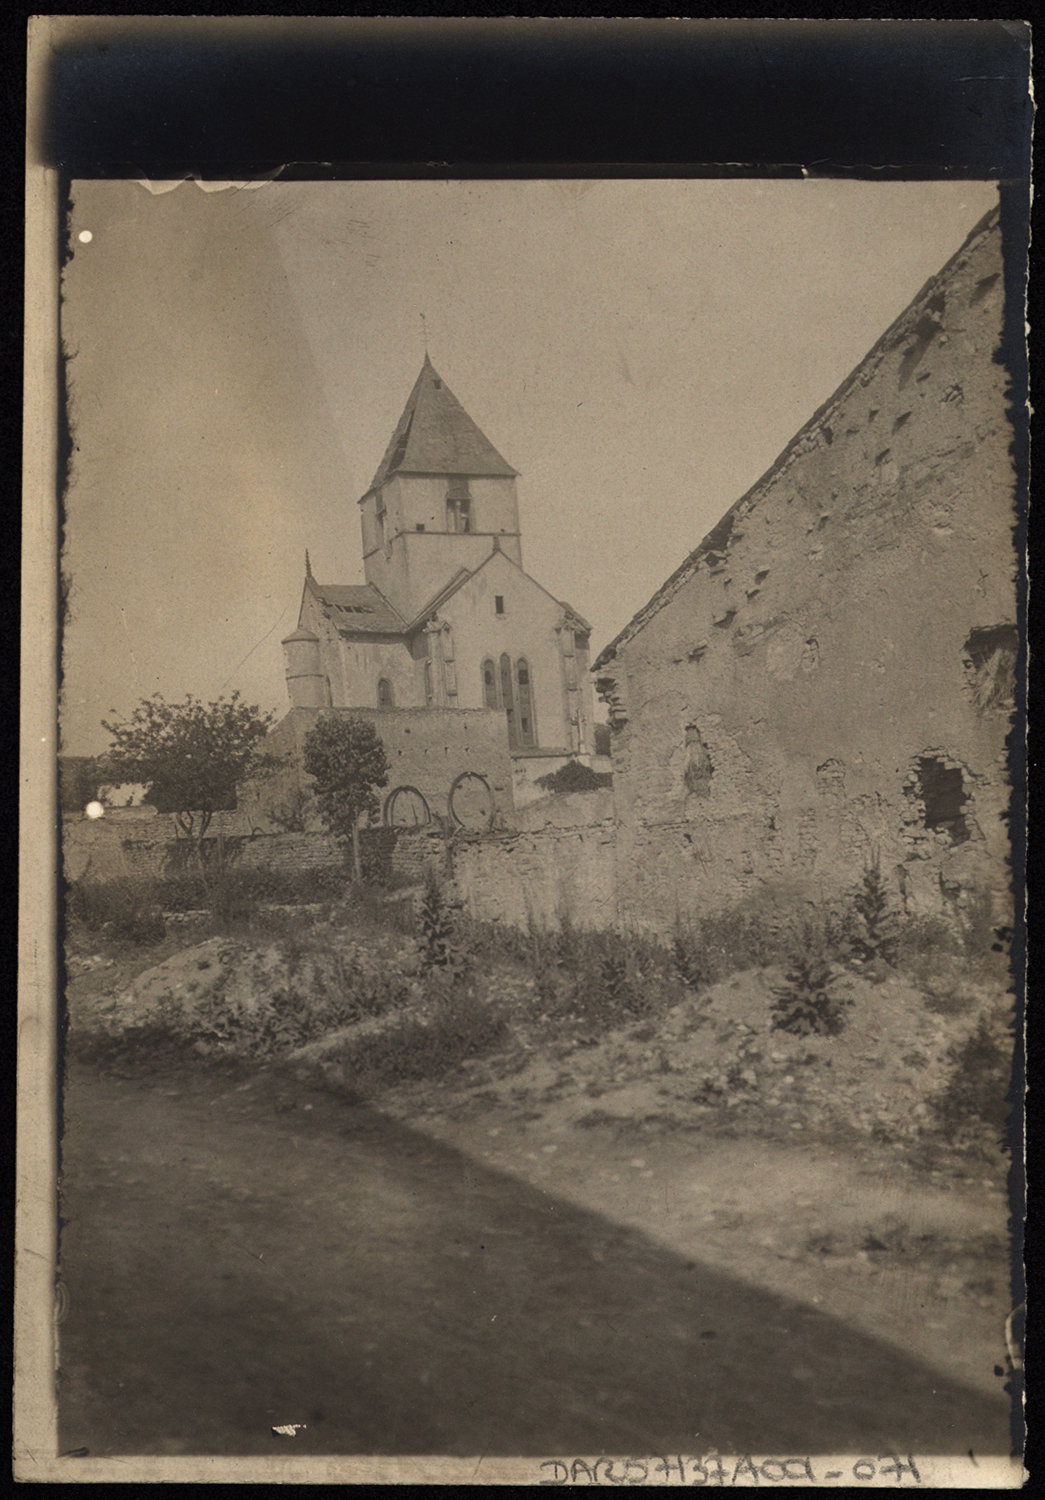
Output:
[302, 714, 390, 883]
[851, 851, 901, 967]
[101, 692, 277, 883]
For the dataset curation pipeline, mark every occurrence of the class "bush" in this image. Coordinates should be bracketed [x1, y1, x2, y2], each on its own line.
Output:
[932, 1013, 1013, 1136]
[770, 920, 852, 1037]
[65, 878, 167, 947]
[535, 760, 612, 795]
[330, 989, 508, 1089]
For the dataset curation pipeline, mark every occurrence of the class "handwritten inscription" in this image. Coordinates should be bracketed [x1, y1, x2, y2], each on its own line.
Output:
[539, 1454, 921, 1485]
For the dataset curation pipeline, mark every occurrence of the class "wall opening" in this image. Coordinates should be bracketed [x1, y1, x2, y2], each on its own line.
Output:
[683, 725, 713, 797]
[914, 756, 970, 845]
[446, 476, 472, 533]
[377, 677, 395, 709]
[963, 623, 1017, 712]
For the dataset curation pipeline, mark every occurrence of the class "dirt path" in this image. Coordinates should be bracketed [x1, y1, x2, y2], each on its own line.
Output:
[58, 1060, 1012, 1459]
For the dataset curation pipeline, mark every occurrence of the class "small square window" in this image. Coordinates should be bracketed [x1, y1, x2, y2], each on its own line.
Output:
[495, 596, 505, 615]
[415, 523, 425, 531]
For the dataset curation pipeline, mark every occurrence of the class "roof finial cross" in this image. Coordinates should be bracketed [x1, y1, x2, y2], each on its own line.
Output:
[305, 549, 313, 579]
[420, 312, 428, 356]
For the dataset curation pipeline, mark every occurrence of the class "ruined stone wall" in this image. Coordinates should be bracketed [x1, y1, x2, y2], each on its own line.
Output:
[450, 793, 617, 931]
[62, 813, 440, 889]
[600, 212, 1016, 938]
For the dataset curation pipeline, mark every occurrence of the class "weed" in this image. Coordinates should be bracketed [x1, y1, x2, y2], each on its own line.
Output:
[673, 925, 710, 990]
[770, 921, 852, 1037]
[330, 989, 507, 1089]
[417, 867, 467, 976]
[65, 878, 167, 947]
[850, 853, 900, 966]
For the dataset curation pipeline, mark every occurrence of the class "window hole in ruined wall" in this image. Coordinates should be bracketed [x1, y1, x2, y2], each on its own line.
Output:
[910, 756, 970, 845]
[799, 638, 820, 673]
[683, 725, 713, 797]
[963, 624, 1017, 713]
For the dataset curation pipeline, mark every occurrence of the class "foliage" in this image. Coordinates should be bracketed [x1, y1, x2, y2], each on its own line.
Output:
[59, 755, 106, 814]
[850, 853, 900, 966]
[329, 990, 507, 1089]
[673, 924, 710, 991]
[770, 920, 852, 1037]
[266, 785, 313, 834]
[64, 877, 167, 946]
[932, 1013, 1013, 1138]
[417, 867, 467, 976]
[302, 714, 390, 881]
[101, 693, 277, 848]
[535, 759, 612, 795]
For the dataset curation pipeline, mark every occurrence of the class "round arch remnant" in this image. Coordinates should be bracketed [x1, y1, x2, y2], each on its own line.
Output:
[383, 785, 432, 828]
[448, 771, 495, 832]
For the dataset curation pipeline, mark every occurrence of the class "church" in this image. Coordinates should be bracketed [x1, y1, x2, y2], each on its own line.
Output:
[282, 357, 597, 769]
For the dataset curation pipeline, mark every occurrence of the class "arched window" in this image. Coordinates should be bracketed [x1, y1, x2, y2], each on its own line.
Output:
[516, 658, 536, 747]
[377, 677, 394, 709]
[499, 653, 517, 748]
[482, 657, 499, 710]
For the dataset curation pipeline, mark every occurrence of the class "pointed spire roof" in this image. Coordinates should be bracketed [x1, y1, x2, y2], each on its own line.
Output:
[366, 356, 518, 494]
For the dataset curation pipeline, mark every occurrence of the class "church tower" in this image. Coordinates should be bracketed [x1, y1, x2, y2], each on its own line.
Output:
[359, 357, 523, 618]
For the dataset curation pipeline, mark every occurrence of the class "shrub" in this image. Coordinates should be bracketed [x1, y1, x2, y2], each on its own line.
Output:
[932, 1013, 1014, 1136]
[850, 854, 900, 966]
[417, 868, 467, 976]
[535, 760, 612, 795]
[673, 924, 710, 990]
[331, 988, 508, 1089]
[65, 878, 167, 947]
[770, 920, 852, 1037]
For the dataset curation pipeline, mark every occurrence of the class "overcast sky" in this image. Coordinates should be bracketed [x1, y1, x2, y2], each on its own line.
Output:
[59, 176, 998, 756]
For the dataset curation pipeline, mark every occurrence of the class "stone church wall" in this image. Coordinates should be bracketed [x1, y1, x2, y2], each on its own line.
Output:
[240, 704, 516, 833]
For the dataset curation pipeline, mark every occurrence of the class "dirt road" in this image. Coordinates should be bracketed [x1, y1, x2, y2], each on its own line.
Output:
[57, 1060, 1012, 1459]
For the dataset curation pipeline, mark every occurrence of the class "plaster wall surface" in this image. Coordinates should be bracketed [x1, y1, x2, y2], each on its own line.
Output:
[598, 212, 1017, 937]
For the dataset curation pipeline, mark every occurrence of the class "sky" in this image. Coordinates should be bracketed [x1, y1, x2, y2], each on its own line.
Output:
[58, 176, 999, 756]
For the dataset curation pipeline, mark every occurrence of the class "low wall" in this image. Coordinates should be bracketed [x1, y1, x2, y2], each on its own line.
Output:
[62, 816, 443, 889]
[450, 818, 618, 931]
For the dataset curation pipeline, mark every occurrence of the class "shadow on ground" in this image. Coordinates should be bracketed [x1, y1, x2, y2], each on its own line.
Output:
[57, 1061, 1013, 1458]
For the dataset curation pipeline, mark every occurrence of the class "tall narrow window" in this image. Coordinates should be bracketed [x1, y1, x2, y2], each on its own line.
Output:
[377, 677, 394, 709]
[375, 496, 386, 550]
[482, 657, 499, 710]
[423, 659, 433, 706]
[499, 653, 518, 748]
[495, 595, 505, 615]
[516, 659, 536, 748]
[446, 477, 472, 533]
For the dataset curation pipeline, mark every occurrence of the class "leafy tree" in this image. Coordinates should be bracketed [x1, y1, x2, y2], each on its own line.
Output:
[101, 692, 277, 879]
[302, 714, 390, 883]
